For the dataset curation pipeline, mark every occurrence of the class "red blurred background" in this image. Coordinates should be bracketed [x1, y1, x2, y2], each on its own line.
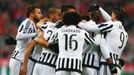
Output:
[0, 0, 134, 75]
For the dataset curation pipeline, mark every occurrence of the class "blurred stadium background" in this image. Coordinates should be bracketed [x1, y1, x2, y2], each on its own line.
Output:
[0, 0, 134, 75]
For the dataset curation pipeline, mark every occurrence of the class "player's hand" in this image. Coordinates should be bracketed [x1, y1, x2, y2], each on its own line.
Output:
[88, 4, 100, 12]
[36, 18, 48, 28]
[109, 64, 117, 74]
[48, 43, 59, 53]
[119, 59, 125, 67]
[20, 64, 27, 75]
[93, 4, 100, 10]
[98, 24, 113, 33]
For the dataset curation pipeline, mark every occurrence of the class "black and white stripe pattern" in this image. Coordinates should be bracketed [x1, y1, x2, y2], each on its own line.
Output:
[84, 32, 95, 44]
[98, 24, 113, 33]
[82, 53, 99, 69]
[23, 20, 31, 33]
[56, 58, 82, 73]
[38, 52, 58, 67]
[100, 53, 121, 69]
[110, 53, 118, 65]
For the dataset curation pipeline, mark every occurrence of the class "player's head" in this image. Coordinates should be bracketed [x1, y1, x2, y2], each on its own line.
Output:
[88, 5, 100, 24]
[61, 4, 76, 15]
[90, 11, 100, 24]
[46, 7, 61, 22]
[111, 7, 126, 24]
[26, 4, 43, 21]
[81, 15, 90, 21]
[62, 12, 81, 26]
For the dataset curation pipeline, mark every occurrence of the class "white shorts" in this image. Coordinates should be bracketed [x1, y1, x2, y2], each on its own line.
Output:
[33, 63, 56, 75]
[82, 67, 98, 75]
[9, 58, 22, 75]
[56, 71, 81, 75]
[99, 64, 121, 75]
[27, 59, 36, 75]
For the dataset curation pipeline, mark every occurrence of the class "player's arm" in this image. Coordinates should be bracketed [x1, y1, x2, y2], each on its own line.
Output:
[97, 35, 117, 74]
[78, 22, 100, 32]
[23, 33, 49, 66]
[20, 40, 37, 75]
[78, 22, 113, 33]
[20, 33, 49, 75]
[99, 7, 111, 21]
[16, 23, 37, 40]
[91, 4, 111, 21]
[16, 32, 36, 40]
[36, 18, 48, 29]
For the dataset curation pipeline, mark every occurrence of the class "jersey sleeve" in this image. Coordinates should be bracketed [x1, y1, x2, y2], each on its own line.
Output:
[84, 31, 95, 44]
[48, 30, 58, 44]
[93, 34, 101, 45]
[16, 21, 37, 40]
[99, 35, 110, 59]
[78, 22, 100, 32]
[99, 7, 111, 21]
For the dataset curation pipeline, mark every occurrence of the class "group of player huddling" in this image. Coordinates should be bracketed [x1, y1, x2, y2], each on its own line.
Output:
[9, 3, 128, 75]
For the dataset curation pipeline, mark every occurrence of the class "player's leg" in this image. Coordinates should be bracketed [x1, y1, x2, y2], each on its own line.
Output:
[33, 63, 56, 75]
[82, 67, 98, 75]
[56, 71, 81, 75]
[56, 71, 70, 75]
[9, 58, 22, 75]
[40, 64, 56, 75]
[99, 65, 111, 75]
[32, 63, 41, 75]
[71, 71, 81, 75]
[116, 67, 121, 75]
[27, 59, 36, 75]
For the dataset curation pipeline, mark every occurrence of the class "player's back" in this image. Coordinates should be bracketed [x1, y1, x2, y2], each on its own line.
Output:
[53, 25, 94, 73]
[58, 25, 87, 59]
[104, 21, 128, 58]
[30, 22, 56, 60]
[37, 22, 58, 67]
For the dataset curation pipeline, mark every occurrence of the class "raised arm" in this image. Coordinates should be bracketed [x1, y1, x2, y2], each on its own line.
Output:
[99, 7, 111, 21]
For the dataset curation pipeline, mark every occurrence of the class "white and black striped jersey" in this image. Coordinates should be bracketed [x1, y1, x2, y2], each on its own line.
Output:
[100, 21, 128, 67]
[82, 43, 100, 69]
[29, 22, 57, 62]
[49, 25, 94, 73]
[11, 19, 37, 62]
[37, 22, 58, 67]
[82, 20, 100, 69]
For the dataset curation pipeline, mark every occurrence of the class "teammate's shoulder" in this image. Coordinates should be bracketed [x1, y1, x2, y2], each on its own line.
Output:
[20, 18, 33, 26]
[55, 20, 64, 28]
[41, 22, 55, 30]
[113, 21, 122, 26]
[77, 27, 88, 33]
[86, 20, 96, 25]
[102, 21, 113, 24]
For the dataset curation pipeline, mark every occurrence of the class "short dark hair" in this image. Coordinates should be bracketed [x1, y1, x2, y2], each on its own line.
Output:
[90, 11, 100, 24]
[26, 4, 40, 17]
[112, 7, 126, 24]
[62, 12, 81, 25]
[46, 7, 61, 18]
[61, 4, 75, 13]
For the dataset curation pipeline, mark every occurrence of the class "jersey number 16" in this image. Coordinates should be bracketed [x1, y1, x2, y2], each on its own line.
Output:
[64, 34, 78, 51]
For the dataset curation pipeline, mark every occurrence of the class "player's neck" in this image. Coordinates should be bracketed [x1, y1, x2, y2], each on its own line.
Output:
[28, 17, 35, 23]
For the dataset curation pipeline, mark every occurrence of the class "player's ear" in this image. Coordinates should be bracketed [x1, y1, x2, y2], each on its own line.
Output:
[30, 12, 34, 17]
